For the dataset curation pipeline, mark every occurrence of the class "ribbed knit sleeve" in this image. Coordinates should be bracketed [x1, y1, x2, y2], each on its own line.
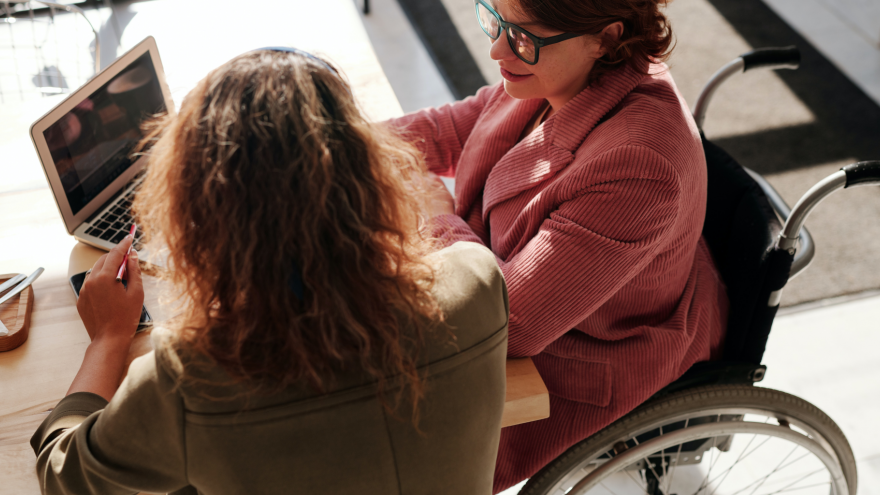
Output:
[386, 85, 498, 178]
[436, 146, 682, 357]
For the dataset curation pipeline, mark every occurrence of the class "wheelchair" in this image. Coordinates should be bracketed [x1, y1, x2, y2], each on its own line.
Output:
[517, 47, 880, 495]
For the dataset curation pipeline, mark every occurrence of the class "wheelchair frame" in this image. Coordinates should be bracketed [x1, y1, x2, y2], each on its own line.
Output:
[517, 46, 880, 495]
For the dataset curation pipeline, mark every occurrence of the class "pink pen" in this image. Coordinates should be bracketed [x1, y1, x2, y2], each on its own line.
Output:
[116, 224, 137, 281]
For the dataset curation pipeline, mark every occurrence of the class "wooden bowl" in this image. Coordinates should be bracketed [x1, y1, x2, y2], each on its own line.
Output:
[0, 273, 34, 352]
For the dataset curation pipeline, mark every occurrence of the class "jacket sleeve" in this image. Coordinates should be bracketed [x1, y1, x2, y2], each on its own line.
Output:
[32, 350, 189, 494]
[385, 84, 498, 177]
[431, 146, 682, 357]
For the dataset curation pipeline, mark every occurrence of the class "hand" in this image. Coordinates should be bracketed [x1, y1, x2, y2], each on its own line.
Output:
[426, 172, 455, 217]
[77, 236, 144, 346]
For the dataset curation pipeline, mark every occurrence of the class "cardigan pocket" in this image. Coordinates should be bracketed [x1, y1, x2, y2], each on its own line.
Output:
[534, 354, 612, 407]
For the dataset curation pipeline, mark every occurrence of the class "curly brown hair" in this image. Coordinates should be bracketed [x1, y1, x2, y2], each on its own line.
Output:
[134, 50, 442, 414]
[510, 0, 674, 84]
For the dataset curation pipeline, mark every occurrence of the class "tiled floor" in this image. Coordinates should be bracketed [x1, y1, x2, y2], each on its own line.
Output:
[763, 293, 880, 495]
[762, 0, 880, 105]
[359, 0, 454, 112]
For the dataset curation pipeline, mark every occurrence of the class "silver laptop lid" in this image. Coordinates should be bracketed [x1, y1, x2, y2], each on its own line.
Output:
[30, 36, 173, 235]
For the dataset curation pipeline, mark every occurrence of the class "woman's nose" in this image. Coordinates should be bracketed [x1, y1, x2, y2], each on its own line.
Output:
[489, 34, 517, 62]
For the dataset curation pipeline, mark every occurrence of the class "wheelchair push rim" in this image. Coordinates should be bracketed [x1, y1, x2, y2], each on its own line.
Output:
[520, 385, 856, 495]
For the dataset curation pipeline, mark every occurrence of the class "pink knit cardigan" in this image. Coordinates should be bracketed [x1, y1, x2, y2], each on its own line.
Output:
[390, 63, 728, 492]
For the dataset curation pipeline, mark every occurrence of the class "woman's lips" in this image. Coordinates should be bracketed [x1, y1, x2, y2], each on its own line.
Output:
[500, 67, 533, 82]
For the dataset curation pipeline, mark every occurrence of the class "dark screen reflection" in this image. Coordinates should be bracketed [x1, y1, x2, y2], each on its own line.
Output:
[44, 52, 165, 215]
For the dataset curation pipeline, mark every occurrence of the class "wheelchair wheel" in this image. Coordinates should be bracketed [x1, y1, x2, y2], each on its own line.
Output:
[519, 385, 856, 495]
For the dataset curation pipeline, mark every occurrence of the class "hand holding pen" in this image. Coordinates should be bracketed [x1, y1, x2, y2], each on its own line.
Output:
[78, 232, 144, 343]
[116, 224, 137, 281]
[70, 233, 144, 401]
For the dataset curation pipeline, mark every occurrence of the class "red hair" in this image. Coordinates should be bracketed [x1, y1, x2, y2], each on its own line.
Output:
[511, 0, 674, 84]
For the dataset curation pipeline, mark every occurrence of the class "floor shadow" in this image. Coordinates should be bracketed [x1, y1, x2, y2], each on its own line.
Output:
[394, 0, 487, 98]
[710, 123, 854, 174]
[398, 0, 880, 171]
[706, 0, 880, 169]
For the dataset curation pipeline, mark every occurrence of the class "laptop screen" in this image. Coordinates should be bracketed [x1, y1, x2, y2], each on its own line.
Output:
[42, 52, 166, 215]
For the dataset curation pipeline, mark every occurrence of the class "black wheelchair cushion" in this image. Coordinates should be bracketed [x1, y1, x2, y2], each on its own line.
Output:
[701, 138, 793, 365]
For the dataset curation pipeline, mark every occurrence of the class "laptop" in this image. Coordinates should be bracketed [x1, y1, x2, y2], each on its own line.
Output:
[30, 36, 173, 252]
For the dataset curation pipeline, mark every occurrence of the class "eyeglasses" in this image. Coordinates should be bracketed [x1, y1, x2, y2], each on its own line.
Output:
[474, 0, 584, 65]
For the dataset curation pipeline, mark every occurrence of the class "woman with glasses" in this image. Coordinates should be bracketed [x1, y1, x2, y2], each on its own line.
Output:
[391, 0, 729, 491]
[30, 50, 510, 495]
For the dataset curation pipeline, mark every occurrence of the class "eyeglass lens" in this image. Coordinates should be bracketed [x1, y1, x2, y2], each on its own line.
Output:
[476, 2, 537, 64]
[507, 25, 536, 63]
[477, 3, 501, 39]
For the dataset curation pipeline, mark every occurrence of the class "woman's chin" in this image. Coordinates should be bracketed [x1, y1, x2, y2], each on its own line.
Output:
[502, 79, 538, 100]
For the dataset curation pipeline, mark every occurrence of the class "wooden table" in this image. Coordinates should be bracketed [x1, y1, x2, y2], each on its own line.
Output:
[0, 2, 547, 491]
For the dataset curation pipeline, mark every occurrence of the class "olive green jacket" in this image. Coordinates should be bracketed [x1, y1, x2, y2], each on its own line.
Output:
[31, 242, 509, 495]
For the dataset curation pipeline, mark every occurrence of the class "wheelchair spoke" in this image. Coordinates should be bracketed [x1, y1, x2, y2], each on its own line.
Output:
[625, 466, 645, 491]
[632, 435, 668, 495]
[643, 418, 832, 495]
[716, 451, 814, 495]
[644, 458, 668, 494]
[664, 418, 689, 495]
[599, 480, 622, 495]
[643, 457, 667, 494]
[627, 431, 832, 495]
[743, 444, 801, 495]
[660, 425, 668, 482]
[763, 480, 831, 495]
[527, 387, 852, 495]
[704, 435, 774, 492]
[707, 436, 767, 494]
[695, 415, 722, 495]
[707, 418, 773, 495]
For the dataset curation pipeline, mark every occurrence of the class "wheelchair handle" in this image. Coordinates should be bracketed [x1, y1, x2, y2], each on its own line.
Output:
[742, 46, 801, 72]
[780, 160, 880, 245]
[743, 167, 815, 278]
[768, 160, 880, 305]
[842, 160, 880, 187]
[693, 46, 801, 130]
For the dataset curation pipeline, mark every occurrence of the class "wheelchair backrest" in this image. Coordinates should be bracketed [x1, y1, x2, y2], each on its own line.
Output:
[701, 138, 793, 364]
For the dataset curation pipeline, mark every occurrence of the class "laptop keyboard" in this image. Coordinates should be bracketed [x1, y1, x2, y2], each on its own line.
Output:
[83, 187, 144, 249]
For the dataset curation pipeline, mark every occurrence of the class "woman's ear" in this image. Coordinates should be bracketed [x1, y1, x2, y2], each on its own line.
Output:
[595, 21, 624, 58]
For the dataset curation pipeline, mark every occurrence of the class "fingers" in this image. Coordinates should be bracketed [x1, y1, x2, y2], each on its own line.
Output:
[101, 236, 133, 278]
[91, 254, 109, 276]
[125, 250, 145, 301]
[83, 255, 108, 293]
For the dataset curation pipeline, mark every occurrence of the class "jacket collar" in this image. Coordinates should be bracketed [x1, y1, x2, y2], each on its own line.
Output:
[477, 62, 649, 218]
[548, 61, 648, 152]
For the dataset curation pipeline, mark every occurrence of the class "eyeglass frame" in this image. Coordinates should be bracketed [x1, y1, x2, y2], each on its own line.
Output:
[474, 0, 585, 65]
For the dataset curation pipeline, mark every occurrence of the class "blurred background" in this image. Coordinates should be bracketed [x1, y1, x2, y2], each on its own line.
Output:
[2, 0, 878, 308]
